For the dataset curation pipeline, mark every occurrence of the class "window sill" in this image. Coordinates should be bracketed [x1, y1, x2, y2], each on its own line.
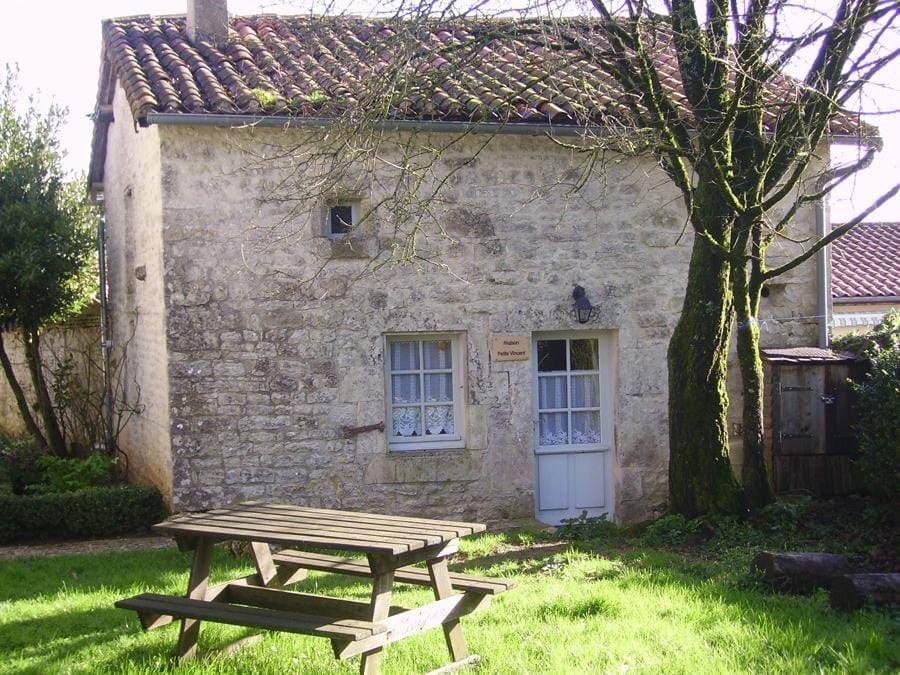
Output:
[388, 439, 467, 453]
[328, 237, 373, 259]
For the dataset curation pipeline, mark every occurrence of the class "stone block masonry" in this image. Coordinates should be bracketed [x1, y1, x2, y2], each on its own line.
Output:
[103, 86, 819, 525]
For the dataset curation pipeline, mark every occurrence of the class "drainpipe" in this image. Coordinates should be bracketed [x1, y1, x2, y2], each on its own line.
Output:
[815, 198, 830, 348]
[97, 213, 115, 454]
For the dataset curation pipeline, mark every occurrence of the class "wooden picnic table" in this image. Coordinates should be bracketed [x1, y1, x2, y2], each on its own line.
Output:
[116, 501, 513, 674]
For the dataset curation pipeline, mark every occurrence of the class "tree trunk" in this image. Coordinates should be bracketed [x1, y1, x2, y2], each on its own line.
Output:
[22, 328, 67, 456]
[751, 551, 851, 593]
[667, 236, 744, 517]
[0, 331, 48, 448]
[733, 275, 775, 509]
[830, 573, 900, 610]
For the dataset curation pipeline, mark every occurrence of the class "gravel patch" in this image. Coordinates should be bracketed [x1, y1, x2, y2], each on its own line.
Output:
[0, 533, 171, 561]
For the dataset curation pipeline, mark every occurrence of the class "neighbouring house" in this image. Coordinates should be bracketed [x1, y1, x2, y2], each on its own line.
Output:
[831, 222, 900, 338]
[87, 1, 847, 525]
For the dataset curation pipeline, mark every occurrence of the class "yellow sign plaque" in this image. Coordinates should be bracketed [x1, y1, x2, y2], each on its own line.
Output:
[491, 335, 529, 361]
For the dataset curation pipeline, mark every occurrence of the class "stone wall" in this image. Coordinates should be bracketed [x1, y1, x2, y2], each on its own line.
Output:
[102, 86, 173, 499]
[0, 314, 101, 447]
[100, 117, 821, 525]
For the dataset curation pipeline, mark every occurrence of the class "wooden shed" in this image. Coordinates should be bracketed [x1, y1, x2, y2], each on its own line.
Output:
[761, 348, 867, 496]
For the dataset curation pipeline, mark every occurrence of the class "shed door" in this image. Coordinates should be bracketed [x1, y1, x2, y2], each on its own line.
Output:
[533, 334, 614, 525]
[771, 364, 862, 496]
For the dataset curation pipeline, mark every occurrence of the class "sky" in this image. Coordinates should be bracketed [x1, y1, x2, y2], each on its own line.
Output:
[1, 0, 898, 223]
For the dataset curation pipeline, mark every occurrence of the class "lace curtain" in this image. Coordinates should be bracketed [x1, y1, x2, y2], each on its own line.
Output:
[390, 339, 455, 438]
[537, 374, 602, 446]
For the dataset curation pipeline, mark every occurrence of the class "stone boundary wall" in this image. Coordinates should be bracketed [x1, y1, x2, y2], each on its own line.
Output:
[0, 315, 102, 448]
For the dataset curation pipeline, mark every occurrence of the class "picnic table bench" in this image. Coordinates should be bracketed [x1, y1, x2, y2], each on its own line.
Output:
[116, 501, 513, 674]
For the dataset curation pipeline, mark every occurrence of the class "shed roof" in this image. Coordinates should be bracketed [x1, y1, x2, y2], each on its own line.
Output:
[761, 347, 863, 364]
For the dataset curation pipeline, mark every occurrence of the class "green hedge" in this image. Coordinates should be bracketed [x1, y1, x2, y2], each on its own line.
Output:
[0, 485, 166, 543]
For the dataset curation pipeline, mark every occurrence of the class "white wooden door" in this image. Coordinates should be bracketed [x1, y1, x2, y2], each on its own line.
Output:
[533, 333, 614, 525]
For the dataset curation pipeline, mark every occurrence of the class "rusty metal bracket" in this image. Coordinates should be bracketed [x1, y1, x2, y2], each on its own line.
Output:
[341, 422, 385, 438]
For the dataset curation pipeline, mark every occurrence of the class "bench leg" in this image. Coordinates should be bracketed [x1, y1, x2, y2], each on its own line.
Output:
[359, 567, 394, 675]
[427, 557, 469, 662]
[175, 539, 214, 660]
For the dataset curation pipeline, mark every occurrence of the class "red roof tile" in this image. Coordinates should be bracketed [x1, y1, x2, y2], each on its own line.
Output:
[96, 14, 864, 135]
[831, 222, 900, 299]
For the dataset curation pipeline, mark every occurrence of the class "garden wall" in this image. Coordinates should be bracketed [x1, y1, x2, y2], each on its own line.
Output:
[0, 308, 103, 449]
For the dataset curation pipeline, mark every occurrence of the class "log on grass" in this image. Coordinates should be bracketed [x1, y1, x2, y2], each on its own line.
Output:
[751, 551, 851, 593]
[830, 573, 900, 611]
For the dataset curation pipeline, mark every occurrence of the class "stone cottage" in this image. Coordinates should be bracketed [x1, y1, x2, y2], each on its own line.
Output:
[88, 2, 840, 525]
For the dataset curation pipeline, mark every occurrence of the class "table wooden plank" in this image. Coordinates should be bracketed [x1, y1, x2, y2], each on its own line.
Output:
[152, 521, 409, 554]
[117, 593, 385, 641]
[333, 594, 490, 660]
[241, 502, 485, 534]
[162, 510, 445, 548]
[210, 503, 477, 541]
[272, 550, 516, 594]
[222, 584, 408, 621]
[152, 500, 484, 555]
[157, 506, 476, 546]
[235, 503, 483, 538]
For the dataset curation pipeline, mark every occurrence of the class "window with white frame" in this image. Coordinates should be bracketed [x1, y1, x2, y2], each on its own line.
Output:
[536, 337, 605, 447]
[385, 334, 465, 451]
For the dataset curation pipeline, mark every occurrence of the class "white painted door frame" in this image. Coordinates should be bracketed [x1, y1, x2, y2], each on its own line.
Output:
[532, 331, 615, 525]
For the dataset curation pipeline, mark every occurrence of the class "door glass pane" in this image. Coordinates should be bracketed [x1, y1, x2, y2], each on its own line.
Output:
[570, 339, 599, 370]
[391, 374, 420, 403]
[390, 341, 419, 371]
[537, 340, 567, 372]
[570, 374, 600, 408]
[391, 407, 422, 437]
[425, 405, 454, 435]
[538, 376, 568, 409]
[572, 410, 602, 444]
[539, 412, 568, 445]
[423, 340, 452, 369]
[424, 373, 453, 402]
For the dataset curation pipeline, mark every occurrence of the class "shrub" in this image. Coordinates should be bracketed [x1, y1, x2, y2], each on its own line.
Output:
[0, 485, 166, 543]
[556, 511, 618, 540]
[755, 499, 805, 533]
[33, 452, 116, 494]
[851, 341, 900, 500]
[640, 514, 701, 545]
[0, 434, 45, 495]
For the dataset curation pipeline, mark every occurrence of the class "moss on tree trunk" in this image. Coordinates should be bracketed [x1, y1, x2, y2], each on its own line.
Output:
[667, 236, 744, 517]
[734, 271, 775, 509]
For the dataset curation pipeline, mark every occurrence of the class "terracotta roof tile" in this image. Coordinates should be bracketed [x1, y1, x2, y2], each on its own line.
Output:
[831, 222, 900, 299]
[97, 14, 865, 135]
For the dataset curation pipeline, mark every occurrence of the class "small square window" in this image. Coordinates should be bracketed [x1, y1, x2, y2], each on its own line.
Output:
[385, 334, 465, 451]
[326, 202, 360, 238]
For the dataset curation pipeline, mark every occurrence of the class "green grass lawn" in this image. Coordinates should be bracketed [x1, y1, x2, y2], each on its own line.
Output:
[1, 521, 897, 675]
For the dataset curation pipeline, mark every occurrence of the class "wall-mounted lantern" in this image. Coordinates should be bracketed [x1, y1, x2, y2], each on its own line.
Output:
[571, 285, 598, 324]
